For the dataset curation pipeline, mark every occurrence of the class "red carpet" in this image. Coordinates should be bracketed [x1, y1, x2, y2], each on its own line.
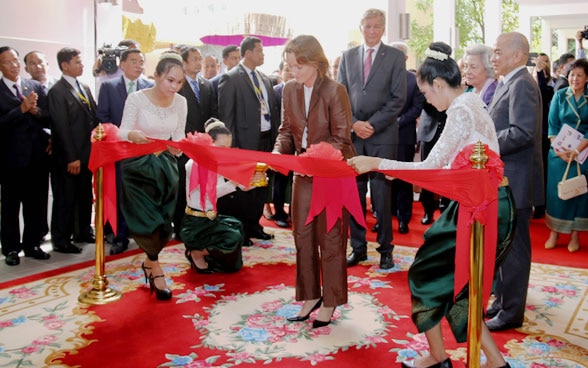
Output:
[55, 252, 526, 368]
[1, 225, 586, 367]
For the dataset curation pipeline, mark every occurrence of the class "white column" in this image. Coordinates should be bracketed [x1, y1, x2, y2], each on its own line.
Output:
[540, 19, 552, 55]
[433, 0, 455, 54]
[484, 0, 502, 46]
[518, 5, 533, 44]
[386, 0, 406, 43]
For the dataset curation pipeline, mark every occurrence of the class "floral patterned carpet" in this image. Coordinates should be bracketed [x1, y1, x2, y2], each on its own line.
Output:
[0, 228, 587, 368]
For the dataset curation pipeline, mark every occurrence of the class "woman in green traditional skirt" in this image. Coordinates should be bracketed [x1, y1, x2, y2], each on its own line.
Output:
[180, 119, 248, 273]
[348, 42, 516, 368]
[118, 52, 187, 300]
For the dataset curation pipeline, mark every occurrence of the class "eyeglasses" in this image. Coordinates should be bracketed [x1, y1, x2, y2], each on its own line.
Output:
[0, 59, 20, 67]
[127, 59, 145, 66]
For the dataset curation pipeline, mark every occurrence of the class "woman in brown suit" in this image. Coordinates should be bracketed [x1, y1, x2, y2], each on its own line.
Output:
[273, 35, 355, 328]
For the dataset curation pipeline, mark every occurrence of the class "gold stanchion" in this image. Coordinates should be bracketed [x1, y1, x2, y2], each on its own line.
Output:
[466, 141, 488, 368]
[79, 123, 122, 305]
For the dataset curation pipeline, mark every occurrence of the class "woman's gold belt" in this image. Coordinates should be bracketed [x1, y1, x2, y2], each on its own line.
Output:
[185, 206, 217, 220]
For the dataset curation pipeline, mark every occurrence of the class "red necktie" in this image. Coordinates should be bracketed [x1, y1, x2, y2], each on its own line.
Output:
[364, 48, 374, 84]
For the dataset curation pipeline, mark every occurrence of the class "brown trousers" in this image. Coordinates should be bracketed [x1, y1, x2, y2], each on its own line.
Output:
[291, 175, 349, 308]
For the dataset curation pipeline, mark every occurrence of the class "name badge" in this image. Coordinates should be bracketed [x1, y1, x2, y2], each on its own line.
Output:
[260, 100, 269, 115]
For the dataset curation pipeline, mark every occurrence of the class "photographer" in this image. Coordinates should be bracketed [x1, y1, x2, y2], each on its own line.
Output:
[576, 27, 588, 59]
[94, 39, 138, 97]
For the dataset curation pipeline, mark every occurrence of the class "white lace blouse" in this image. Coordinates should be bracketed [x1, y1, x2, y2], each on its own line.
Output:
[379, 92, 499, 170]
[118, 91, 187, 142]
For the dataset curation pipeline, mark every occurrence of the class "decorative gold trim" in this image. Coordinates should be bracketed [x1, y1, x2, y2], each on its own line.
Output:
[185, 206, 217, 220]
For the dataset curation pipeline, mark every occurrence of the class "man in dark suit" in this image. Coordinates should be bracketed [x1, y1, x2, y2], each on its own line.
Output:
[338, 8, 406, 269]
[210, 45, 240, 96]
[0, 46, 52, 265]
[23, 50, 58, 244]
[217, 36, 280, 244]
[96, 48, 153, 254]
[48, 47, 98, 254]
[486, 32, 543, 331]
[174, 46, 218, 239]
[270, 60, 293, 228]
[389, 42, 425, 234]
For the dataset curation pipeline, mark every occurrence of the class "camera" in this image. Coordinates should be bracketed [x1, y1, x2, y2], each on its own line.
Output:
[96, 44, 128, 74]
[582, 26, 588, 40]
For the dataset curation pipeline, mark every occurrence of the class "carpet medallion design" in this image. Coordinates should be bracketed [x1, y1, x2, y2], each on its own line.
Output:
[0, 228, 586, 368]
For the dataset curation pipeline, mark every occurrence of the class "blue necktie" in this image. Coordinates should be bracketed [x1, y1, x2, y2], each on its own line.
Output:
[190, 79, 200, 104]
[251, 71, 270, 121]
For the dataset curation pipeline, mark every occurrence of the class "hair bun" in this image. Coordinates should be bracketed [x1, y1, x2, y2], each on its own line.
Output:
[159, 51, 182, 62]
[204, 118, 226, 133]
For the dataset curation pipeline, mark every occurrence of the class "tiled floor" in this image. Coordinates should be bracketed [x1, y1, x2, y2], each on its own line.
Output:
[0, 239, 139, 284]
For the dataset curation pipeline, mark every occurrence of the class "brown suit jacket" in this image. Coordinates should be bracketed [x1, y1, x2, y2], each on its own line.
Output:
[273, 77, 355, 159]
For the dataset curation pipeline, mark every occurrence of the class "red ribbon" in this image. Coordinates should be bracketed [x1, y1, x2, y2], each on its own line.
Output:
[189, 162, 218, 211]
[90, 126, 502, 306]
[375, 145, 503, 306]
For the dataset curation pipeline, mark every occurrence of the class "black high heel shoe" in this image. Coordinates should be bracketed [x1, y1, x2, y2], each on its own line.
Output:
[185, 249, 213, 274]
[148, 274, 172, 300]
[312, 306, 335, 329]
[401, 357, 452, 368]
[287, 298, 322, 322]
[142, 262, 172, 300]
[141, 262, 151, 283]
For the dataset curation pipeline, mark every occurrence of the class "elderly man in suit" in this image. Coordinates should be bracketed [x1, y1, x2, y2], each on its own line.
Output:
[0, 46, 52, 266]
[48, 47, 99, 254]
[338, 8, 406, 269]
[96, 48, 153, 254]
[174, 46, 218, 240]
[485, 32, 544, 331]
[217, 36, 280, 245]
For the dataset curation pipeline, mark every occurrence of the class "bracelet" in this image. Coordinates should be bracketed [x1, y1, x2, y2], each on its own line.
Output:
[574, 148, 580, 155]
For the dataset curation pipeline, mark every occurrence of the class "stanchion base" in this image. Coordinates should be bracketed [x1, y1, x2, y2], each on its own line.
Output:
[78, 288, 122, 305]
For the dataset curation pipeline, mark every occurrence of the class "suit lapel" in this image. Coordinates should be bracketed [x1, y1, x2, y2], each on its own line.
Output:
[61, 78, 86, 111]
[354, 47, 364, 83]
[564, 87, 588, 126]
[117, 76, 127, 100]
[20, 79, 35, 97]
[0, 79, 21, 104]
[62, 78, 93, 117]
[365, 46, 385, 86]
[488, 83, 507, 111]
[238, 65, 257, 98]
